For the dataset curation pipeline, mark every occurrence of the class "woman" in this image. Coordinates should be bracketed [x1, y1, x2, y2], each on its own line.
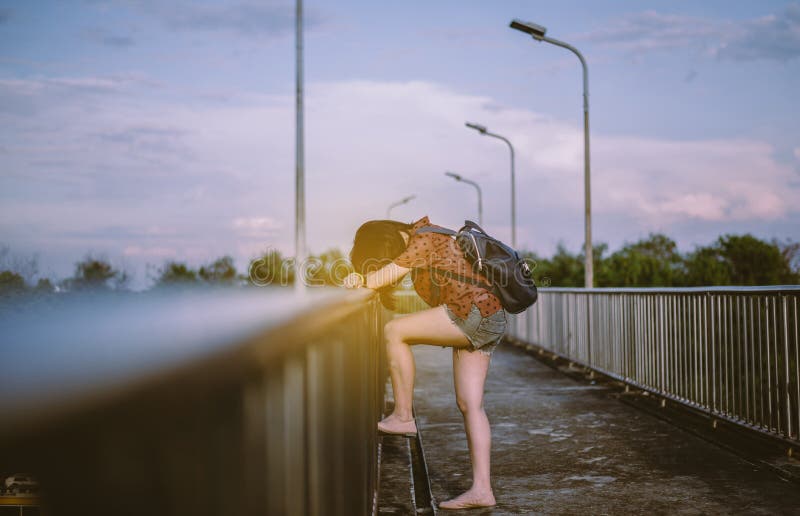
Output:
[343, 216, 506, 510]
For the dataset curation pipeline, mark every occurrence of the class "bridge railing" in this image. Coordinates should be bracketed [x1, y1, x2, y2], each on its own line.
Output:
[509, 287, 800, 446]
[0, 288, 386, 516]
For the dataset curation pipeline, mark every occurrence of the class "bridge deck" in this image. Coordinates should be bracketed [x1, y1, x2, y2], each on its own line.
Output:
[408, 343, 800, 515]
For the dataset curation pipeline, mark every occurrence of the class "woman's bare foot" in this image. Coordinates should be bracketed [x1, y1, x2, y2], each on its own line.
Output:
[377, 413, 417, 436]
[438, 487, 496, 510]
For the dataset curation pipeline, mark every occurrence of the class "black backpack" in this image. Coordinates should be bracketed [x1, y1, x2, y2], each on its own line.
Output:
[416, 220, 538, 314]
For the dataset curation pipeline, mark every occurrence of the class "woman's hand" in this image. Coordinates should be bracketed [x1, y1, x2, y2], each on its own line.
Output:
[343, 272, 366, 289]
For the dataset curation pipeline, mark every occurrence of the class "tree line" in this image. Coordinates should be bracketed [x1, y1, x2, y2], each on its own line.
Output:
[525, 233, 799, 287]
[0, 246, 351, 297]
[1, 232, 798, 299]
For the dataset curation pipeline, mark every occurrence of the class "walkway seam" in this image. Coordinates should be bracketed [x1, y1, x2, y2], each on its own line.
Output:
[409, 408, 437, 514]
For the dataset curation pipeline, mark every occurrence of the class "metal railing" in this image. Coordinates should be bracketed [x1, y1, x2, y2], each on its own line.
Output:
[394, 289, 427, 314]
[509, 287, 800, 445]
[0, 288, 386, 516]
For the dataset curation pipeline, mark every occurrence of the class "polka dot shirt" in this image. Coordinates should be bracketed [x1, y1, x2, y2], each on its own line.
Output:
[392, 216, 503, 319]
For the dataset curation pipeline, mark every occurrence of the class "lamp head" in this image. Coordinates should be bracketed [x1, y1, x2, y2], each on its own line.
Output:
[445, 171, 463, 181]
[509, 19, 547, 40]
[465, 122, 488, 134]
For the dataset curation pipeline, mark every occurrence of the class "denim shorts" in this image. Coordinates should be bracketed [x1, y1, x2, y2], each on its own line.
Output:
[444, 304, 508, 355]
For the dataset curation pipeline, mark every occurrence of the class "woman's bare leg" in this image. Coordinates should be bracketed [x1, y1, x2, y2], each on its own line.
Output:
[439, 348, 496, 509]
[381, 306, 469, 429]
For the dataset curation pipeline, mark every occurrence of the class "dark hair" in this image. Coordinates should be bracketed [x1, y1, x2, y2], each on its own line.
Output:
[350, 220, 414, 310]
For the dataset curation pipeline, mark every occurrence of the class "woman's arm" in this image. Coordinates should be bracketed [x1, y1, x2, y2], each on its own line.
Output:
[365, 262, 411, 289]
[343, 262, 411, 289]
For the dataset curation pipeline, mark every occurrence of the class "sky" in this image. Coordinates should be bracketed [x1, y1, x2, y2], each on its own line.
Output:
[1, 0, 799, 288]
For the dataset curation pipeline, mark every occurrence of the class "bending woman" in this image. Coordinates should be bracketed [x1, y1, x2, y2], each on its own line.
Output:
[344, 216, 506, 510]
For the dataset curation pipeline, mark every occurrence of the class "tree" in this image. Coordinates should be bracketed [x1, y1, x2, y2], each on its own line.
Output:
[684, 234, 797, 286]
[599, 234, 683, 287]
[34, 278, 54, 293]
[522, 244, 585, 287]
[248, 249, 295, 286]
[0, 244, 39, 284]
[0, 270, 27, 296]
[305, 249, 352, 287]
[154, 261, 199, 287]
[64, 255, 127, 291]
[198, 256, 238, 285]
[776, 239, 800, 278]
[683, 246, 730, 286]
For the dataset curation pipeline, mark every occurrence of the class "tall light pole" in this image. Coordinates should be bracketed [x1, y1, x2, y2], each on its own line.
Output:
[294, 0, 306, 292]
[510, 19, 593, 288]
[387, 195, 416, 218]
[445, 171, 483, 226]
[465, 122, 516, 248]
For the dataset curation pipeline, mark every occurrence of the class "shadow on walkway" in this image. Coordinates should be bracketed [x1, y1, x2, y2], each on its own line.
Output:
[411, 343, 800, 515]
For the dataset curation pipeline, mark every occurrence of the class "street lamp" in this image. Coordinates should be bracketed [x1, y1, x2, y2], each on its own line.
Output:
[445, 171, 483, 225]
[510, 19, 593, 288]
[295, 0, 306, 293]
[465, 122, 516, 248]
[387, 195, 416, 218]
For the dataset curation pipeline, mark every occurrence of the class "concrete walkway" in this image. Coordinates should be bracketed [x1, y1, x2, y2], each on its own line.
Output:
[411, 343, 800, 515]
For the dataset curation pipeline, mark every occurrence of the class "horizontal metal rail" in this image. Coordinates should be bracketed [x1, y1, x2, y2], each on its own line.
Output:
[509, 287, 800, 446]
[0, 288, 386, 516]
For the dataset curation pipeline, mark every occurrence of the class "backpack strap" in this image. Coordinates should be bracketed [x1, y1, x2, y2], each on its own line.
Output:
[460, 219, 489, 235]
[413, 224, 493, 291]
[414, 225, 457, 236]
[428, 267, 492, 291]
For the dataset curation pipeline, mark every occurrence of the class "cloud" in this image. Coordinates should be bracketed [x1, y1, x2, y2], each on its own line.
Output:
[232, 217, 282, 238]
[583, 3, 800, 62]
[582, 11, 720, 53]
[715, 3, 800, 61]
[1, 76, 798, 287]
[593, 137, 796, 223]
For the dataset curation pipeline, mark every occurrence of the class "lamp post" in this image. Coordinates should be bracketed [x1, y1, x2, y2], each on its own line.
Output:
[464, 122, 516, 247]
[294, 0, 306, 292]
[387, 195, 416, 218]
[445, 171, 483, 226]
[510, 19, 593, 288]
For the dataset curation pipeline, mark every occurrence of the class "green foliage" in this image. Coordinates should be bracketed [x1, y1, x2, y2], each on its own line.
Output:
[63, 255, 128, 291]
[599, 234, 683, 287]
[306, 248, 352, 287]
[684, 234, 798, 286]
[198, 256, 238, 285]
[4, 231, 797, 296]
[522, 245, 581, 287]
[524, 242, 607, 287]
[0, 270, 26, 296]
[152, 257, 242, 288]
[34, 278, 54, 293]
[248, 249, 295, 286]
[682, 246, 731, 286]
[521, 233, 798, 288]
[154, 261, 199, 287]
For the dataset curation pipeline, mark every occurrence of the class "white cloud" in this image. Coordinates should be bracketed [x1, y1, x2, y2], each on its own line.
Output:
[582, 3, 800, 62]
[2, 76, 798, 286]
[232, 217, 282, 238]
[593, 137, 796, 223]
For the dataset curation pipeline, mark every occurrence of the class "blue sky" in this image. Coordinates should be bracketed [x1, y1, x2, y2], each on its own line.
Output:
[1, 0, 799, 287]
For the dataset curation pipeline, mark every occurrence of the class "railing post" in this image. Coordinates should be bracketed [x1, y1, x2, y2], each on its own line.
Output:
[783, 295, 792, 439]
